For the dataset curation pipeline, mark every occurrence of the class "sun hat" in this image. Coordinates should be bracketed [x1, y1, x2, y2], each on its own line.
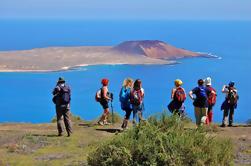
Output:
[205, 77, 212, 86]
[174, 79, 183, 86]
[101, 78, 109, 86]
[229, 81, 235, 87]
[201, 116, 207, 124]
[57, 77, 65, 83]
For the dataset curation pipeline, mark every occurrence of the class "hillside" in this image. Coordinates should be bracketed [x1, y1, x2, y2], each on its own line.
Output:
[0, 120, 250, 165]
[113, 40, 203, 59]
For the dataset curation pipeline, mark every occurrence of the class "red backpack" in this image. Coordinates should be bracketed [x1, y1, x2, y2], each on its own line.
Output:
[207, 87, 217, 105]
[130, 89, 143, 106]
[174, 87, 186, 102]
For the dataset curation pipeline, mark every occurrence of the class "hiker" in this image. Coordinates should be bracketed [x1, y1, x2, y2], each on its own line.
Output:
[220, 81, 239, 127]
[130, 79, 145, 125]
[189, 79, 210, 126]
[96, 78, 113, 126]
[168, 79, 186, 117]
[204, 77, 217, 124]
[52, 77, 72, 137]
[119, 78, 134, 129]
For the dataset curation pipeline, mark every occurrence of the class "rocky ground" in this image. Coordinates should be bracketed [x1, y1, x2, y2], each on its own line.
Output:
[0, 121, 250, 166]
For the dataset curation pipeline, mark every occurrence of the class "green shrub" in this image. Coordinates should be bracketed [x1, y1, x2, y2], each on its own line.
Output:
[51, 114, 84, 123]
[88, 112, 234, 166]
[107, 112, 123, 124]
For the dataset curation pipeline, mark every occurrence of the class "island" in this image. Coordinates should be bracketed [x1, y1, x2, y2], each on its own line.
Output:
[0, 40, 209, 72]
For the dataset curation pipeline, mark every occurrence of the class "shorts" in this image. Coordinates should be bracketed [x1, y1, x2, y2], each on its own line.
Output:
[100, 100, 109, 110]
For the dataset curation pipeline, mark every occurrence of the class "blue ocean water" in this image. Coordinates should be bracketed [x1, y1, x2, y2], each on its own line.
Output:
[0, 20, 250, 123]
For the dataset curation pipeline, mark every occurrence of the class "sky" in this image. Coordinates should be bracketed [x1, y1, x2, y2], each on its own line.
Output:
[0, 0, 251, 20]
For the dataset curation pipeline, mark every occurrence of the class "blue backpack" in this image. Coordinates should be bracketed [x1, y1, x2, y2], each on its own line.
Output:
[197, 86, 207, 101]
[119, 87, 131, 105]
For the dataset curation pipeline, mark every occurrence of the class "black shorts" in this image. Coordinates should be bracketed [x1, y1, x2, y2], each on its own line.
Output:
[100, 100, 109, 109]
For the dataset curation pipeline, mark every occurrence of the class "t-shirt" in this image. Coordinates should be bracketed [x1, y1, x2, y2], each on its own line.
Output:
[192, 86, 210, 108]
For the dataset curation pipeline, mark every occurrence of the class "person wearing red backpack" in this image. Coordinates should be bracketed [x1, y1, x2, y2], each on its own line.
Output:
[168, 79, 186, 117]
[130, 79, 145, 125]
[204, 77, 217, 124]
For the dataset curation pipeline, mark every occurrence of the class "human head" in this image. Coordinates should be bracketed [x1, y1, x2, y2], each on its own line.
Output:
[101, 78, 109, 86]
[57, 77, 65, 84]
[123, 78, 133, 88]
[197, 79, 204, 86]
[133, 79, 142, 90]
[174, 79, 183, 87]
[205, 77, 212, 86]
[228, 81, 235, 87]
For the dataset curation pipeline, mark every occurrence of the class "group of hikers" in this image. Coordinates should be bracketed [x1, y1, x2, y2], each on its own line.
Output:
[52, 76, 239, 136]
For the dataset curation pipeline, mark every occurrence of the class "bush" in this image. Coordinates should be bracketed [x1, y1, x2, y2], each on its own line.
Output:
[107, 112, 123, 124]
[88, 112, 234, 166]
[51, 114, 84, 123]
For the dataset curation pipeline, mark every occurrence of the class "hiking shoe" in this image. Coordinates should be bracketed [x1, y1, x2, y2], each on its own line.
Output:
[67, 133, 71, 137]
[104, 121, 111, 125]
[228, 124, 233, 127]
[58, 133, 63, 137]
[98, 121, 104, 126]
[220, 124, 226, 127]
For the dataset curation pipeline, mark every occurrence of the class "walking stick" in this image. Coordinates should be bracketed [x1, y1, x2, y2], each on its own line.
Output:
[111, 100, 114, 124]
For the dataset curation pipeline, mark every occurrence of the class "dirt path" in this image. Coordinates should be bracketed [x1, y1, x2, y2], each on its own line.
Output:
[215, 125, 251, 165]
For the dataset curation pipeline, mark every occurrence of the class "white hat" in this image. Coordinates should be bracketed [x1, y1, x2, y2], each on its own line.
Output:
[201, 116, 207, 124]
[205, 77, 212, 86]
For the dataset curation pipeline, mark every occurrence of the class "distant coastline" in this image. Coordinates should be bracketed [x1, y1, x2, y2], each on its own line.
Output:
[0, 40, 213, 72]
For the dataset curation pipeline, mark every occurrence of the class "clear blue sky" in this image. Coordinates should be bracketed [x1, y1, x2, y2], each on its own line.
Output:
[0, 0, 251, 20]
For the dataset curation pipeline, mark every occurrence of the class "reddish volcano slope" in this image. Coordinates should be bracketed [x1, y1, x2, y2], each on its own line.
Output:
[113, 40, 201, 59]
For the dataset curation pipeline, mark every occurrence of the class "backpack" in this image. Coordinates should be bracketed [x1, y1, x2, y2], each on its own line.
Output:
[207, 87, 217, 106]
[227, 89, 239, 105]
[131, 89, 143, 106]
[95, 89, 102, 102]
[197, 87, 207, 101]
[174, 87, 186, 103]
[119, 87, 130, 104]
[59, 85, 71, 105]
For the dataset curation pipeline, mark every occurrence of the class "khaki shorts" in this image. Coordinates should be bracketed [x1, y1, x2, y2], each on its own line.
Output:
[194, 107, 208, 126]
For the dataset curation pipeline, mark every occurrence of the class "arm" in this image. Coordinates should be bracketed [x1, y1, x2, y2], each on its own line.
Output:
[189, 90, 194, 100]
[103, 87, 111, 101]
[140, 88, 145, 98]
[222, 85, 228, 94]
[171, 88, 176, 99]
[52, 86, 60, 95]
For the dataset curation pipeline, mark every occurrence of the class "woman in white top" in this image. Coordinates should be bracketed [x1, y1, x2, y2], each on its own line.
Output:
[130, 79, 145, 125]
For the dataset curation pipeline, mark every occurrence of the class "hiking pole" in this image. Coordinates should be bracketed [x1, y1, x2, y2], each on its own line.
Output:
[111, 100, 114, 124]
[110, 92, 114, 124]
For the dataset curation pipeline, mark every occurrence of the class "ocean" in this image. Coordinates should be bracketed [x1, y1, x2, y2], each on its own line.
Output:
[0, 20, 250, 123]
